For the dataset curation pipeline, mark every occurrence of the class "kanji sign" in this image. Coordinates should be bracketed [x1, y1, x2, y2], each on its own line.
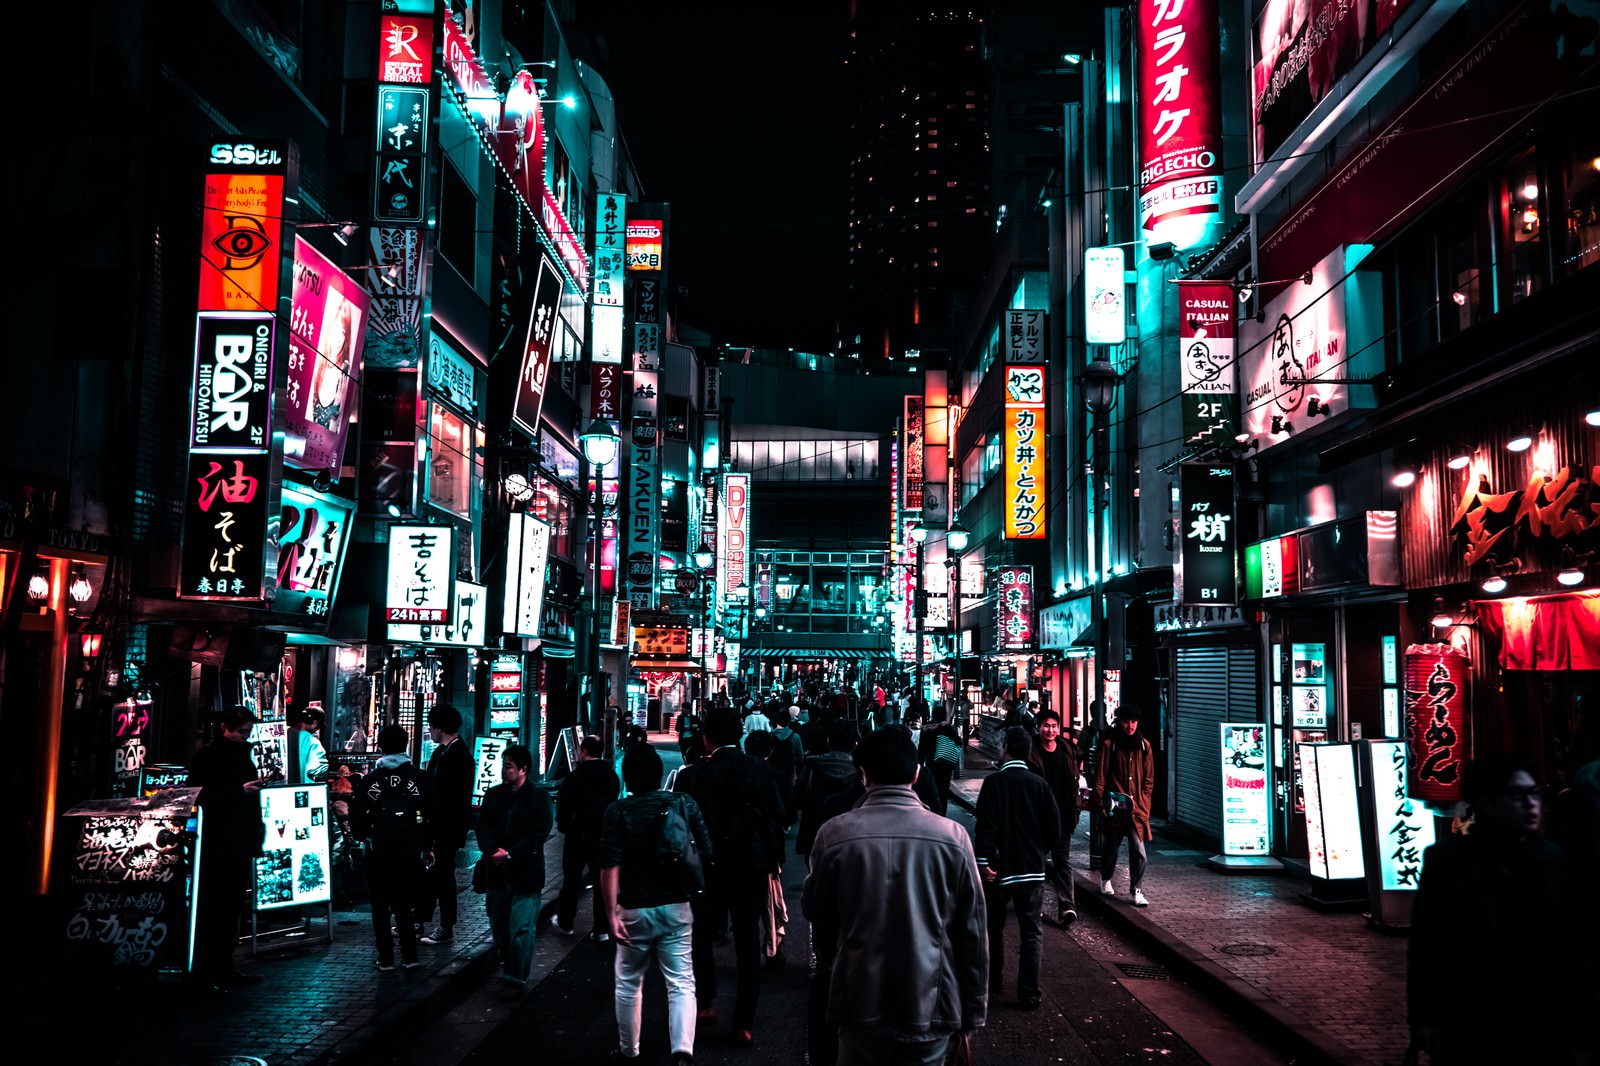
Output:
[271, 481, 354, 621]
[1005, 309, 1046, 364]
[1003, 366, 1046, 540]
[1177, 463, 1236, 606]
[1178, 281, 1236, 447]
[1404, 644, 1471, 806]
[179, 452, 276, 601]
[1368, 739, 1435, 891]
[511, 255, 565, 436]
[1137, 0, 1222, 248]
[384, 524, 455, 623]
[996, 566, 1035, 652]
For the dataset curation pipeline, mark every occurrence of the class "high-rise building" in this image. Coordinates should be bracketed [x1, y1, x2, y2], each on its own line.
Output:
[842, 2, 992, 366]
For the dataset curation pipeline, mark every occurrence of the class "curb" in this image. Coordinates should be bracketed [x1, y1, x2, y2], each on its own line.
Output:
[315, 937, 500, 1064]
[948, 785, 1372, 1066]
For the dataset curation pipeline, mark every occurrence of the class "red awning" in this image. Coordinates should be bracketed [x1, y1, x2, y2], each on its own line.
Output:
[1472, 590, 1600, 671]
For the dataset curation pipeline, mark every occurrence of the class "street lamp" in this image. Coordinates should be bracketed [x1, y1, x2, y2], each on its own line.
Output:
[1083, 359, 1121, 865]
[946, 518, 970, 723]
[910, 523, 929, 713]
[579, 419, 621, 750]
[692, 538, 716, 707]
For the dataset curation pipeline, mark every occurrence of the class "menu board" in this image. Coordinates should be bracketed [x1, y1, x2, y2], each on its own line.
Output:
[474, 735, 508, 805]
[254, 783, 332, 910]
[1302, 744, 1366, 881]
[60, 789, 201, 972]
[1220, 723, 1270, 856]
[1290, 643, 1328, 727]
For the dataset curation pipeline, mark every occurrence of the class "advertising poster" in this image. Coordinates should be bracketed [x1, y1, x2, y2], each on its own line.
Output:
[1084, 248, 1125, 345]
[473, 736, 508, 805]
[285, 240, 372, 474]
[1291, 642, 1328, 727]
[254, 783, 332, 910]
[61, 789, 200, 972]
[385, 524, 455, 623]
[272, 481, 354, 622]
[1220, 723, 1269, 856]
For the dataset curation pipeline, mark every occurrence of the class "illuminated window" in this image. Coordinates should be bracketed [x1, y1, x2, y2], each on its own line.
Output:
[426, 404, 474, 518]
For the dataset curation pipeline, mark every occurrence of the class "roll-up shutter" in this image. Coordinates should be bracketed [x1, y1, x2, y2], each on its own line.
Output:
[1174, 645, 1259, 839]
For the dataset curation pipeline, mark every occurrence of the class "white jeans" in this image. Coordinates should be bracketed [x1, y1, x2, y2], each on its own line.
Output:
[614, 901, 696, 1056]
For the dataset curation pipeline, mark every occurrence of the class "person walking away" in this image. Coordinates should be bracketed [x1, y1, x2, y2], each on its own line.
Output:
[975, 727, 1060, 1009]
[352, 725, 431, 972]
[1093, 704, 1155, 906]
[804, 726, 988, 1065]
[186, 704, 268, 993]
[290, 704, 329, 783]
[917, 709, 964, 817]
[553, 735, 622, 940]
[477, 743, 554, 999]
[769, 707, 807, 825]
[418, 703, 472, 945]
[674, 706, 787, 1047]
[795, 722, 861, 865]
[1408, 752, 1593, 1064]
[742, 701, 773, 738]
[599, 744, 713, 1066]
[1027, 710, 1081, 925]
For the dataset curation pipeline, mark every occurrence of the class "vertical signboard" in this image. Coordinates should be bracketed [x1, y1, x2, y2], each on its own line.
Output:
[996, 566, 1034, 652]
[1178, 281, 1237, 446]
[271, 482, 354, 622]
[285, 239, 372, 474]
[379, 10, 434, 84]
[189, 313, 275, 452]
[1137, 0, 1222, 250]
[1085, 248, 1126, 345]
[1003, 365, 1046, 540]
[593, 192, 627, 310]
[1404, 644, 1470, 806]
[1004, 309, 1046, 363]
[1220, 723, 1270, 856]
[719, 473, 750, 599]
[473, 735, 508, 804]
[502, 514, 551, 638]
[181, 453, 276, 600]
[628, 419, 659, 610]
[1366, 740, 1435, 891]
[903, 395, 925, 511]
[511, 255, 565, 436]
[1176, 463, 1237, 605]
[626, 219, 664, 270]
[384, 524, 454, 623]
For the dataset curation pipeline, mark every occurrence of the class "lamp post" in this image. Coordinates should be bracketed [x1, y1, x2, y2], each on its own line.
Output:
[1082, 358, 1121, 868]
[946, 519, 970, 729]
[910, 523, 929, 714]
[693, 538, 715, 708]
[579, 418, 620, 754]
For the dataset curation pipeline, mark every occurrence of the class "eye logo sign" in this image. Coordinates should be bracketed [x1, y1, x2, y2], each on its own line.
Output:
[211, 214, 274, 271]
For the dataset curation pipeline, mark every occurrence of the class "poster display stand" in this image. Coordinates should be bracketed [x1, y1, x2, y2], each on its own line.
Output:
[1298, 742, 1368, 908]
[250, 783, 333, 950]
[1207, 722, 1284, 872]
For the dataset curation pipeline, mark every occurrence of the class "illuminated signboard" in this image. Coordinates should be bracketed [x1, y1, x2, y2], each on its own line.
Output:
[1005, 308, 1046, 363]
[1290, 643, 1328, 728]
[374, 85, 430, 223]
[139, 764, 191, 797]
[272, 481, 355, 621]
[488, 655, 523, 733]
[285, 240, 371, 473]
[1367, 740, 1435, 892]
[1003, 365, 1046, 540]
[502, 514, 551, 638]
[628, 418, 659, 611]
[1404, 644, 1471, 806]
[1085, 248, 1126, 345]
[996, 566, 1035, 652]
[473, 735, 508, 805]
[1220, 723, 1270, 856]
[719, 473, 750, 596]
[1244, 534, 1300, 599]
[198, 141, 290, 311]
[903, 395, 924, 511]
[388, 579, 486, 646]
[1301, 744, 1366, 881]
[190, 312, 275, 452]
[1137, 0, 1222, 250]
[511, 255, 566, 437]
[384, 524, 454, 623]
[254, 783, 332, 910]
[1176, 463, 1237, 606]
[1238, 247, 1352, 448]
[1178, 281, 1237, 446]
[626, 219, 663, 271]
[593, 192, 627, 310]
[179, 452, 276, 601]
[378, 12, 434, 84]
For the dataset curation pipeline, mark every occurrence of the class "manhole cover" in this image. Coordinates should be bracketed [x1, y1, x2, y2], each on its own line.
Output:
[205, 1058, 267, 1066]
[1218, 942, 1278, 958]
[1115, 962, 1172, 980]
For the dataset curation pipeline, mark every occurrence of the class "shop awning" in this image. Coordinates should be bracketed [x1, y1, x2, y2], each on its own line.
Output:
[630, 658, 704, 673]
[1473, 590, 1600, 671]
[753, 648, 881, 661]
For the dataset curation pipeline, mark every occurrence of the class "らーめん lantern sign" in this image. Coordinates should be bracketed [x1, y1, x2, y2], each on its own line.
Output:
[1403, 644, 1471, 806]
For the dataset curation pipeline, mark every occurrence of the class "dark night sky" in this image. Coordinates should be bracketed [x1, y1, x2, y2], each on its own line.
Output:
[577, 5, 852, 352]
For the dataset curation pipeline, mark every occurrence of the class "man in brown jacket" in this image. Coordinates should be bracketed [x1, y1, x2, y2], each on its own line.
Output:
[1094, 704, 1155, 906]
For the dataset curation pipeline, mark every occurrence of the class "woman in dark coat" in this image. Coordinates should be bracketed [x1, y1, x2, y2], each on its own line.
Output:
[477, 744, 554, 999]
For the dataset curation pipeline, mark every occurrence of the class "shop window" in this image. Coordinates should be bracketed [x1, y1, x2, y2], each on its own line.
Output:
[1499, 147, 1546, 306]
[426, 404, 473, 517]
[1557, 130, 1600, 275]
[1436, 185, 1490, 342]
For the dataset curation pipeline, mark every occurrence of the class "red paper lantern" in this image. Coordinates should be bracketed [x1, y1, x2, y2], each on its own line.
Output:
[1403, 644, 1472, 805]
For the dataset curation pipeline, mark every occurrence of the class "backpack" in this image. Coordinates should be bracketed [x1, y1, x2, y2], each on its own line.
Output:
[652, 793, 705, 898]
[364, 767, 426, 850]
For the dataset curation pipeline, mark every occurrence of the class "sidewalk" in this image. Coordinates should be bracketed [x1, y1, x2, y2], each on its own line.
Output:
[948, 744, 1409, 1066]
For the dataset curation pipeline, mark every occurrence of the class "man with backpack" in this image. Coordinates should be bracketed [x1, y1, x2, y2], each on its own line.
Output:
[674, 705, 788, 1048]
[352, 724, 432, 972]
[599, 744, 713, 1066]
[768, 707, 806, 825]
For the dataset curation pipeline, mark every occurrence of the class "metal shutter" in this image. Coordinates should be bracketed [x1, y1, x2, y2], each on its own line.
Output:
[1173, 645, 1259, 839]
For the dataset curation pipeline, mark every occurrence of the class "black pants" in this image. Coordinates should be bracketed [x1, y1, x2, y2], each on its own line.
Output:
[368, 849, 422, 965]
[691, 866, 769, 1030]
[985, 880, 1044, 1000]
[416, 845, 460, 930]
[193, 851, 251, 979]
[554, 834, 602, 929]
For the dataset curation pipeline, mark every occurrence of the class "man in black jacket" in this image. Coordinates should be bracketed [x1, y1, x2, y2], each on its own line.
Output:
[418, 703, 472, 945]
[674, 705, 787, 1047]
[1027, 710, 1081, 926]
[552, 735, 621, 940]
[186, 704, 268, 992]
[352, 724, 432, 972]
[477, 744, 554, 999]
[975, 727, 1061, 1010]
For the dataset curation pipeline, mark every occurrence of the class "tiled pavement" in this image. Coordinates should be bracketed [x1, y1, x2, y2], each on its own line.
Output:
[948, 749, 1410, 1066]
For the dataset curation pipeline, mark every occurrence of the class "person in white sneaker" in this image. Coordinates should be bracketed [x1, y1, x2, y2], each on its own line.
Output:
[1093, 705, 1154, 907]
